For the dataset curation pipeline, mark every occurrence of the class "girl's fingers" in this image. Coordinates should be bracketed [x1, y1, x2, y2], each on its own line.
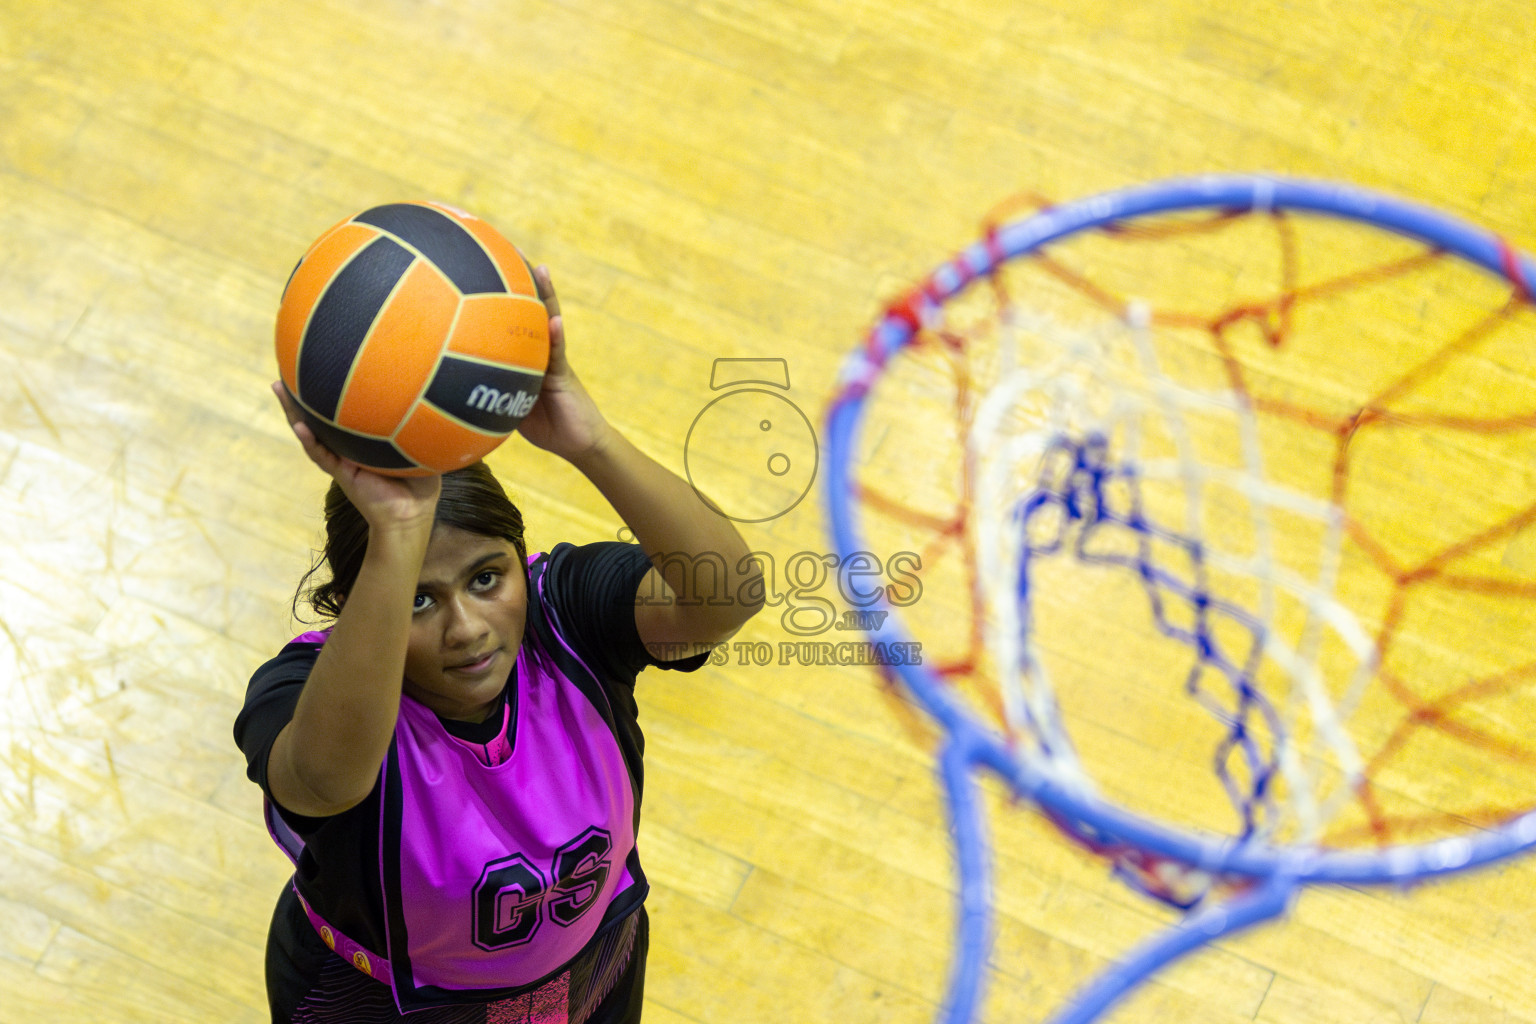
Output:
[271, 381, 303, 419]
[532, 267, 568, 375]
[300, 428, 342, 474]
[270, 382, 441, 530]
[534, 264, 561, 319]
[547, 313, 565, 359]
[272, 381, 343, 473]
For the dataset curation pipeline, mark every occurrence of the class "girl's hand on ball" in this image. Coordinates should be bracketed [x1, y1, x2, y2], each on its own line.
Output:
[515, 266, 613, 465]
[272, 382, 441, 533]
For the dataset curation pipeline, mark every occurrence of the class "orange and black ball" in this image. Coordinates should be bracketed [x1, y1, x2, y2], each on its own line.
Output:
[275, 202, 550, 476]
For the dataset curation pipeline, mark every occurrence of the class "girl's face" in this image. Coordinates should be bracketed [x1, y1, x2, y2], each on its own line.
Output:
[403, 525, 528, 723]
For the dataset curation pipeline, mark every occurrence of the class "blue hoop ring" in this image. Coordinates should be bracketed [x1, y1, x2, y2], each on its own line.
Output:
[824, 174, 1536, 1024]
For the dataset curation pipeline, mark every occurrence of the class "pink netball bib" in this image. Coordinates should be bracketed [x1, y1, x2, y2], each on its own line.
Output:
[382, 640, 638, 1003]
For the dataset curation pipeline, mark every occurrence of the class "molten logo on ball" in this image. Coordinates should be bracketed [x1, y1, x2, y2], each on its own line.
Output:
[468, 385, 538, 419]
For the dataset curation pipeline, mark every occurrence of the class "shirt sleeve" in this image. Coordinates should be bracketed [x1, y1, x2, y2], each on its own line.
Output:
[232, 641, 324, 809]
[538, 541, 711, 682]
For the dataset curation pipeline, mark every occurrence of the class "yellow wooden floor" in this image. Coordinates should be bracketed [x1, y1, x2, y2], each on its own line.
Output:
[2, 1, 1535, 1021]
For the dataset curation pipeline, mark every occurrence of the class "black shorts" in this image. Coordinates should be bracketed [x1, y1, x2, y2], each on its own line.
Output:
[265, 882, 647, 1024]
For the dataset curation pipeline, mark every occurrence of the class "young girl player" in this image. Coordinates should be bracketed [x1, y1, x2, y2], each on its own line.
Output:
[235, 266, 762, 1023]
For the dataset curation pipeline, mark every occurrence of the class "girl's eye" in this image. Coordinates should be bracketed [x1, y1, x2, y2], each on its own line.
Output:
[412, 593, 434, 613]
[471, 571, 500, 592]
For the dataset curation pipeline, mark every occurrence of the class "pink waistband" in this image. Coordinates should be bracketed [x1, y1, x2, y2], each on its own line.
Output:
[293, 884, 392, 982]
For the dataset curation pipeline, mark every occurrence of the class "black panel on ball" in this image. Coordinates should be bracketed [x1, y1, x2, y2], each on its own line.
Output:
[354, 204, 508, 296]
[298, 235, 416, 419]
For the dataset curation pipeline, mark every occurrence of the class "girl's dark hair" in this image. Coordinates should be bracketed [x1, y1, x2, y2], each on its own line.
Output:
[293, 462, 528, 622]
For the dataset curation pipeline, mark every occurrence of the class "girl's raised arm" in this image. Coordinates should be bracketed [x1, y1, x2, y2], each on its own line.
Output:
[265, 384, 441, 818]
[515, 267, 763, 657]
